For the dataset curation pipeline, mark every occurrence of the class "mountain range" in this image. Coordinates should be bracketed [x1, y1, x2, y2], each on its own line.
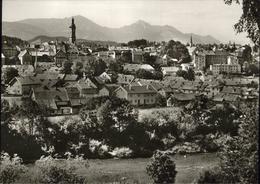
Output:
[2, 15, 220, 44]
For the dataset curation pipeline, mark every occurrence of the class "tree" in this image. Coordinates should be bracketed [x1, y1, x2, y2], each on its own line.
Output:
[155, 94, 167, 107]
[246, 64, 259, 75]
[224, 0, 260, 44]
[61, 61, 73, 74]
[84, 58, 107, 76]
[74, 61, 84, 79]
[218, 104, 258, 183]
[162, 40, 191, 63]
[3, 67, 19, 84]
[128, 39, 148, 48]
[108, 61, 123, 73]
[136, 69, 153, 79]
[195, 104, 258, 184]
[186, 68, 195, 81]
[1, 100, 45, 161]
[176, 68, 195, 81]
[146, 150, 177, 183]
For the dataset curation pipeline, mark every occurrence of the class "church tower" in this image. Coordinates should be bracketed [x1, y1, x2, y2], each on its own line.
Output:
[69, 18, 76, 44]
[190, 34, 193, 47]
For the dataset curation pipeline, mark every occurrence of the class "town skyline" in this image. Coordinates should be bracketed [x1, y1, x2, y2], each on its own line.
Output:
[3, 0, 251, 44]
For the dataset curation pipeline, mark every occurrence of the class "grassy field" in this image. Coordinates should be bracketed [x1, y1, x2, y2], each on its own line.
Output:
[23, 153, 218, 183]
[76, 153, 218, 183]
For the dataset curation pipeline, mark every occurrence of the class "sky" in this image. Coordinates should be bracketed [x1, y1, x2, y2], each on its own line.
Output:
[2, 0, 251, 44]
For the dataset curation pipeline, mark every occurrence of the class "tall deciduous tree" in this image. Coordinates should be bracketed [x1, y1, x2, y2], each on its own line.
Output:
[224, 0, 260, 44]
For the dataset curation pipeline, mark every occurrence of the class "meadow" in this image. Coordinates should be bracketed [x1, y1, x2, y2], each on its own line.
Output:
[24, 153, 217, 183]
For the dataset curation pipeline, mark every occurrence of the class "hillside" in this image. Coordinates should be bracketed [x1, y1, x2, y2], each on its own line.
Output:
[3, 15, 220, 44]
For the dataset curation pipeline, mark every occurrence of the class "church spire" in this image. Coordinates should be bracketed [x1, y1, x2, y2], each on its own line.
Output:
[69, 17, 76, 44]
[190, 34, 193, 47]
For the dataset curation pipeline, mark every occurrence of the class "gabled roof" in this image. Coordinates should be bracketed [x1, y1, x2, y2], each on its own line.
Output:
[117, 74, 135, 82]
[63, 74, 78, 81]
[33, 87, 69, 101]
[170, 92, 196, 101]
[212, 93, 240, 102]
[12, 76, 41, 85]
[76, 78, 98, 89]
[103, 84, 120, 93]
[35, 73, 60, 80]
[122, 84, 157, 94]
[221, 86, 243, 94]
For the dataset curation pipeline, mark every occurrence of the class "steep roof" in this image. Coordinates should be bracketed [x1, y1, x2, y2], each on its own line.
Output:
[103, 84, 120, 93]
[13, 76, 41, 85]
[122, 85, 157, 94]
[76, 78, 97, 89]
[171, 92, 196, 101]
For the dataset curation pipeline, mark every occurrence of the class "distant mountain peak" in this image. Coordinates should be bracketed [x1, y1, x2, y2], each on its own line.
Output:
[2, 16, 221, 44]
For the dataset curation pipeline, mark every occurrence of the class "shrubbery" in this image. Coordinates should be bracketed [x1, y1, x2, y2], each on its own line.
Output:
[195, 167, 223, 184]
[0, 152, 27, 184]
[146, 150, 177, 183]
[31, 154, 88, 184]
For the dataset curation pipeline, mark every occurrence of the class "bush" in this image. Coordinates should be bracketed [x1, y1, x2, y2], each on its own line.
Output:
[89, 139, 111, 158]
[171, 142, 204, 154]
[0, 152, 27, 184]
[146, 150, 177, 183]
[194, 167, 224, 184]
[108, 147, 133, 158]
[31, 154, 88, 183]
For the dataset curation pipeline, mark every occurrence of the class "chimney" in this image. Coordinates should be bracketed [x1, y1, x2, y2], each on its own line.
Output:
[129, 84, 132, 90]
[146, 85, 149, 90]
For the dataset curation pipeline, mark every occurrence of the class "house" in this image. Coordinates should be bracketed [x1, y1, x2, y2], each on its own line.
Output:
[202, 83, 221, 98]
[31, 87, 72, 115]
[65, 86, 82, 114]
[98, 72, 112, 83]
[212, 93, 241, 107]
[99, 84, 120, 97]
[117, 74, 135, 85]
[114, 84, 157, 106]
[161, 67, 180, 76]
[167, 92, 196, 107]
[162, 54, 179, 66]
[132, 50, 144, 63]
[74, 78, 99, 98]
[210, 64, 241, 75]
[6, 76, 41, 96]
[181, 82, 200, 94]
[158, 86, 174, 98]
[181, 63, 193, 71]
[194, 52, 206, 71]
[55, 49, 67, 67]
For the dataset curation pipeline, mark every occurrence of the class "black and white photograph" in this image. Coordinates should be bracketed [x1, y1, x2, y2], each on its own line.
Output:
[1, 0, 259, 183]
